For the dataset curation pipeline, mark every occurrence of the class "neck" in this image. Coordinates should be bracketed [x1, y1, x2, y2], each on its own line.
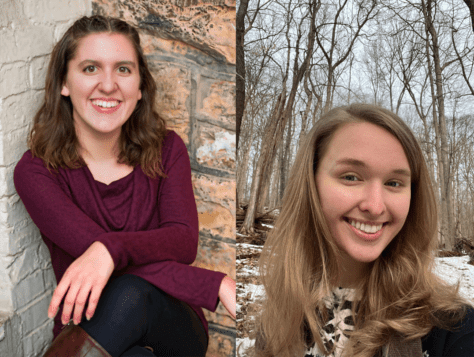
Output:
[76, 130, 121, 164]
[336, 255, 370, 289]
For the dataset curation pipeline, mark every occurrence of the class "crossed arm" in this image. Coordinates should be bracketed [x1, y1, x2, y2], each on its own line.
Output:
[14, 141, 236, 325]
[46, 242, 236, 324]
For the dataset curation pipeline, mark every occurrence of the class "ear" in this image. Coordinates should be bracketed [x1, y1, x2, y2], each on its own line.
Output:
[61, 83, 70, 97]
[138, 89, 142, 100]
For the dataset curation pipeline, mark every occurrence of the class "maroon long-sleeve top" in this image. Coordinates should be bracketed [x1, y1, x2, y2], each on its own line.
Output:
[14, 131, 226, 339]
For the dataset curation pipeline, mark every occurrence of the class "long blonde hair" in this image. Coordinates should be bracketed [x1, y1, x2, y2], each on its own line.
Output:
[255, 104, 468, 357]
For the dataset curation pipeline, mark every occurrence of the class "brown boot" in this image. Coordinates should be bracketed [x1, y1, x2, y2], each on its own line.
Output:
[43, 323, 111, 357]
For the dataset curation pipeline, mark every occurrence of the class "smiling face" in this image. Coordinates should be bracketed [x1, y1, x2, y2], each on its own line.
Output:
[315, 121, 412, 285]
[61, 32, 142, 142]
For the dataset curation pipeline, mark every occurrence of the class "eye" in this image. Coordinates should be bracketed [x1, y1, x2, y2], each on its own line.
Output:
[118, 66, 131, 74]
[342, 174, 359, 182]
[386, 181, 402, 188]
[83, 65, 97, 73]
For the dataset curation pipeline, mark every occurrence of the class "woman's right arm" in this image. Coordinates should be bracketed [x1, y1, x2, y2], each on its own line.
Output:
[14, 152, 120, 324]
[14, 151, 107, 258]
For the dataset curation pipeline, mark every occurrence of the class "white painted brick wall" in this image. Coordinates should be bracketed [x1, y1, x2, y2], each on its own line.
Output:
[0, 1, 91, 356]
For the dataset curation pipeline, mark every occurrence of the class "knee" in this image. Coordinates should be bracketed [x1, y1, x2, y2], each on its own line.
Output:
[100, 275, 156, 317]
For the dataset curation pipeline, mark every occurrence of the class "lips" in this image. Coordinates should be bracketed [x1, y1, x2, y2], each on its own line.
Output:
[344, 217, 387, 241]
[348, 219, 383, 234]
[92, 99, 120, 108]
[91, 100, 122, 114]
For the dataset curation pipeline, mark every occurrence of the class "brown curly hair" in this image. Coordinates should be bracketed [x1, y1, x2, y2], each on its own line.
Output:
[28, 15, 167, 178]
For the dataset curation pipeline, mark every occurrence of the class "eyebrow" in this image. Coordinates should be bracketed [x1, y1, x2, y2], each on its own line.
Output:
[335, 158, 411, 177]
[77, 59, 137, 68]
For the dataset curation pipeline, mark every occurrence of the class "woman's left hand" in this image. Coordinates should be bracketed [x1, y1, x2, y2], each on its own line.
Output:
[218, 276, 236, 319]
[48, 241, 115, 325]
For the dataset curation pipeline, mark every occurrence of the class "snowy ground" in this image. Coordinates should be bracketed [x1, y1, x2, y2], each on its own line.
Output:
[236, 242, 264, 356]
[434, 256, 474, 300]
[236, 242, 474, 355]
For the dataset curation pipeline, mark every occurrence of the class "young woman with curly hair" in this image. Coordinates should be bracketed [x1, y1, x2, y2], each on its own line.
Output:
[14, 15, 235, 357]
[254, 104, 474, 357]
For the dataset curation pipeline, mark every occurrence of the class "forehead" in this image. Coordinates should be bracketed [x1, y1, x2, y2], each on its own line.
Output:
[72, 33, 138, 62]
[321, 122, 410, 173]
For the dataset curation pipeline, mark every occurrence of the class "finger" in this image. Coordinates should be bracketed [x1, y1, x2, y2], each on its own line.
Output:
[48, 278, 71, 319]
[72, 283, 92, 325]
[61, 282, 82, 325]
[85, 283, 105, 321]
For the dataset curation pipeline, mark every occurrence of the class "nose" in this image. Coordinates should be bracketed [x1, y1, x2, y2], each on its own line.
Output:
[98, 71, 117, 94]
[359, 182, 386, 216]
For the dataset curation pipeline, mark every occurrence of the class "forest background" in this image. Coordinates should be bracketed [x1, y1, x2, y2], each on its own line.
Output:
[236, 0, 474, 251]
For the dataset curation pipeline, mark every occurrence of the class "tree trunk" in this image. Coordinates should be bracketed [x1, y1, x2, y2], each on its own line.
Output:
[422, 0, 453, 249]
[237, 112, 254, 205]
[240, 90, 287, 234]
[269, 147, 281, 209]
[279, 112, 293, 199]
[236, 0, 249, 151]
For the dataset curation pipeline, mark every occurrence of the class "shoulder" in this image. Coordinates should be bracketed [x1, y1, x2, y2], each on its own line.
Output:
[422, 305, 474, 356]
[162, 130, 187, 152]
[14, 150, 51, 179]
[14, 150, 79, 193]
[16, 150, 40, 167]
[161, 130, 189, 167]
[14, 150, 64, 202]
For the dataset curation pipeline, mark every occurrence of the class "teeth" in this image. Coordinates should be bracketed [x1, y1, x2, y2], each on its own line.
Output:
[92, 100, 119, 108]
[350, 220, 383, 234]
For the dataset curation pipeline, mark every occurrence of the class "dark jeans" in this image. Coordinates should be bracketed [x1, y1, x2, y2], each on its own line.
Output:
[79, 274, 208, 357]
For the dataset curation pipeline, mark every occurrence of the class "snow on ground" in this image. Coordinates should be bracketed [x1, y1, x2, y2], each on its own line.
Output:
[434, 256, 474, 301]
[236, 337, 254, 356]
[237, 241, 474, 355]
[239, 243, 264, 251]
[236, 241, 263, 352]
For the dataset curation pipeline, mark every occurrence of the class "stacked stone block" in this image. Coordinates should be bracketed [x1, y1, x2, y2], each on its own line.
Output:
[90, 1, 237, 355]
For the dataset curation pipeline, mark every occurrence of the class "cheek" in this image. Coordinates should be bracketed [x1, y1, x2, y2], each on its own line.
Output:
[317, 178, 351, 220]
[124, 77, 142, 97]
[319, 178, 353, 204]
[392, 192, 411, 225]
[68, 77, 95, 98]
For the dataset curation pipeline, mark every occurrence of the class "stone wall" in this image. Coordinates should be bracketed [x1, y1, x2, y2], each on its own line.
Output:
[0, 2, 91, 356]
[0, 0, 235, 356]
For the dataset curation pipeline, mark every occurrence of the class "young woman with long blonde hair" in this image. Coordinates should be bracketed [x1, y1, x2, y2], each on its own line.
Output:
[254, 104, 474, 357]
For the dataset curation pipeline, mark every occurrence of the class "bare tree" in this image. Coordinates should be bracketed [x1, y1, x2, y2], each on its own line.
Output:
[316, 0, 379, 114]
[420, 0, 454, 248]
[237, 0, 268, 151]
[240, 0, 320, 234]
[450, 10, 474, 96]
[239, 0, 474, 247]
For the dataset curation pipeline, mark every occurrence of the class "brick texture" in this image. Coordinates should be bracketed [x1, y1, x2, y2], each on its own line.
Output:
[0, 1, 91, 356]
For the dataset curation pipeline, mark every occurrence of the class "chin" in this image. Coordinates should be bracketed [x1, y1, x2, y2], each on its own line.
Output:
[350, 250, 384, 264]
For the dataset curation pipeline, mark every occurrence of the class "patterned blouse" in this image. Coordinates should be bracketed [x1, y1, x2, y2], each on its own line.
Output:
[302, 288, 474, 357]
[305, 287, 356, 357]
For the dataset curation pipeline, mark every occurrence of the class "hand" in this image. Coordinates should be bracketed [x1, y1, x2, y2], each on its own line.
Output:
[218, 276, 236, 319]
[48, 241, 115, 325]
